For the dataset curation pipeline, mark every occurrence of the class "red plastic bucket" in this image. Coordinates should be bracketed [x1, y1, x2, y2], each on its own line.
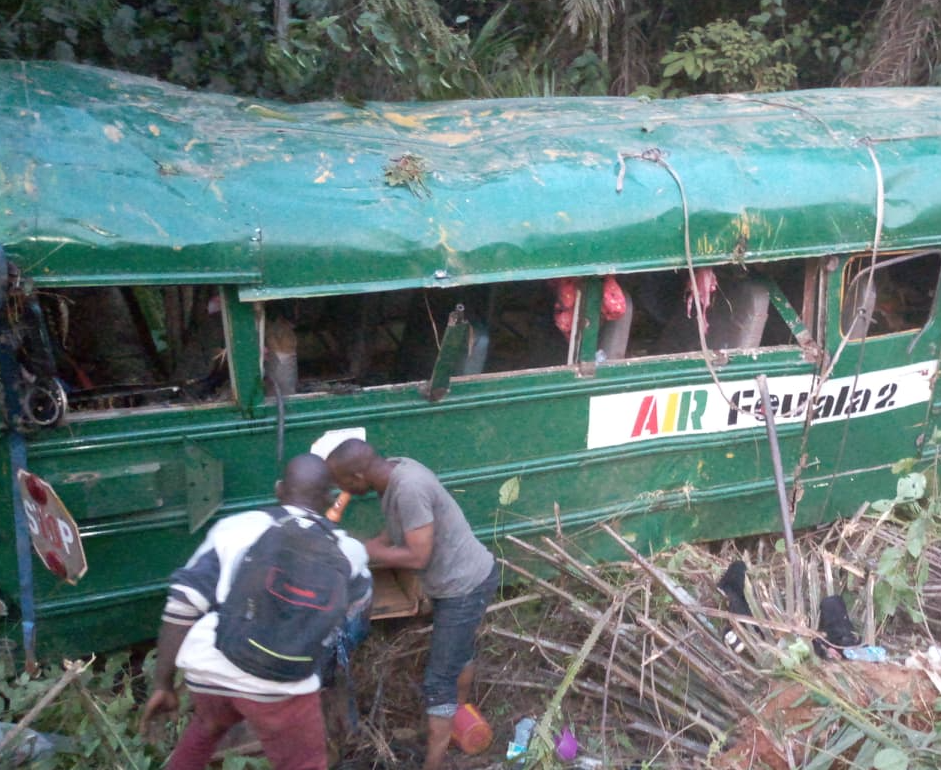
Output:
[451, 704, 493, 755]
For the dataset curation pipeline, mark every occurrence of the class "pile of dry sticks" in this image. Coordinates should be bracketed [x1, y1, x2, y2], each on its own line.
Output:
[478, 506, 941, 769]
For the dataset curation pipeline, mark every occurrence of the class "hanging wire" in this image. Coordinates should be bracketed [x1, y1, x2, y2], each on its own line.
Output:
[616, 131, 893, 525]
[786, 138, 887, 517]
[815, 139, 884, 386]
[616, 149, 735, 410]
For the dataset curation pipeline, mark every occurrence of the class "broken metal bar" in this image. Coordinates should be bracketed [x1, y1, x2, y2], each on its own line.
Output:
[756, 374, 800, 619]
[422, 304, 468, 402]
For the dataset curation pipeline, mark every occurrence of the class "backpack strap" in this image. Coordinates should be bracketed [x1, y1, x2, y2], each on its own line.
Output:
[305, 513, 340, 541]
[260, 505, 338, 540]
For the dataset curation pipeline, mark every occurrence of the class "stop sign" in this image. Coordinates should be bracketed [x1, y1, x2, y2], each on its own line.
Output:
[16, 470, 87, 585]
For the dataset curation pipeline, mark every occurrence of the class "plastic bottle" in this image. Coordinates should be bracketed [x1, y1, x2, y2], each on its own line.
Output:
[507, 717, 536, 760]
[326, 491, 351, 522]
[843, 645, 887, 662]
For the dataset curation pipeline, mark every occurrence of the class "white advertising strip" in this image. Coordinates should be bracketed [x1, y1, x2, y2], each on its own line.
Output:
[587, 360, 938, 450]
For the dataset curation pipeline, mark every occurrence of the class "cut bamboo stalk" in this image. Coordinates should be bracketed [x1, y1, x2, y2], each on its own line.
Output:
[635, 614, 757, 713]
[490, 626, 731, 739]
[498, 557, 615, 628]
[601, 525, 752, 673]
[626, 721, 711, 756]
[538, 535, 624, 597]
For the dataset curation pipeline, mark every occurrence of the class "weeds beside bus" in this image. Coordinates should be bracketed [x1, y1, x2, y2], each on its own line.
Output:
[2, 61, 941, 661]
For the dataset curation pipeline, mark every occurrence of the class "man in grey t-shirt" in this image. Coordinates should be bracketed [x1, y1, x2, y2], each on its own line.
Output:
[327, 439, 498, 770]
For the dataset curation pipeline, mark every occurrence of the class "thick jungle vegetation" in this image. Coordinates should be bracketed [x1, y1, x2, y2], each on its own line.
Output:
[1, 0, 940, 101]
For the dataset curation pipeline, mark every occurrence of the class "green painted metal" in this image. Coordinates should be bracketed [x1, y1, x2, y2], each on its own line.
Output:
[579, 277, 603, 364]
[425, 306, 469, 401]
[184, 442, 223, 532]
[2, 61, 941, 660]
[3, 62, 941, 293]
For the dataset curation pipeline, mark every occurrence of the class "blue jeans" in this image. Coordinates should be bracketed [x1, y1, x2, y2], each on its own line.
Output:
[424, 563, 500, 717]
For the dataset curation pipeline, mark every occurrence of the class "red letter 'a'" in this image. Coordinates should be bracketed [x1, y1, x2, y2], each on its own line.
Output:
[631, 395, 659, 437]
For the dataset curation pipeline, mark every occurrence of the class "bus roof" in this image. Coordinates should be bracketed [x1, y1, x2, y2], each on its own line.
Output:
[3, 60, 941, 297]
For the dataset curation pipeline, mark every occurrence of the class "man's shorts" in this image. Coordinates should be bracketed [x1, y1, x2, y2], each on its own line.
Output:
[424, 562, 500, 717]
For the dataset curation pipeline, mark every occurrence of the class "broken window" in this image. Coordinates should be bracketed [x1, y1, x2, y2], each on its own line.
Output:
[840, 251, 940, 340]
[598, 258, 812, 361]
[22, 285, 230, 415]
[261, 281, 569, 395]
[263, 258, 818, 396]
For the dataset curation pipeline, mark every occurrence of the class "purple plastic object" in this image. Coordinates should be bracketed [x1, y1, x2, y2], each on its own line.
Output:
[554, 727, 578, 761]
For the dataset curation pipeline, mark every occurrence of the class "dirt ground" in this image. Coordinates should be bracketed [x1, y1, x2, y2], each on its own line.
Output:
[314, 590, 692, 770]
[315, 599, 941, 770]
[316, 614, 941, 770]
[323, 609, 599, 770]
[713, 659, 941, 770]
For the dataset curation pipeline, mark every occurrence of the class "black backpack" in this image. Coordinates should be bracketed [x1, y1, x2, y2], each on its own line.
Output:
[215, 508, 351, 682]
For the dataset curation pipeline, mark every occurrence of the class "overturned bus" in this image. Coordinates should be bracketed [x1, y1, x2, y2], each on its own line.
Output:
[2, 60, 941, 662]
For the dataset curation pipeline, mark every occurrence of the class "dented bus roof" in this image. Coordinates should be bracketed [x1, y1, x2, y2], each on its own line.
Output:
[3, 60, 941, 297]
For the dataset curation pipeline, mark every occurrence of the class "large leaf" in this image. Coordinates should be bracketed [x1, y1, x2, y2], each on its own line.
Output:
[896, 473, 926, 502]
[499, 475, 520, 506]
[804, 725, 866, 770]
[663, 57, 686, 78]
[906, 515, 928, 558]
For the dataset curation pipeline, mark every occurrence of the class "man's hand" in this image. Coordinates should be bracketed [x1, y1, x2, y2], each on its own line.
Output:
[140, 688, 179, 741]
[365, 523, 433, 569]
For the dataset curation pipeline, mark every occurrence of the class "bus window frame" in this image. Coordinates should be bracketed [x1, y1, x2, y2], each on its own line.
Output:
[592, 258, 821, 367]
[255, 257, 827, 405]
[839, 249, 941, 343]
[32, 283, 237, 424]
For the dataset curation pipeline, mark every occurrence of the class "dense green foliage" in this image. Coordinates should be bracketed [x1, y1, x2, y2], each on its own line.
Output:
[1, 0, 939, 100]
[0, 651, 167, 769]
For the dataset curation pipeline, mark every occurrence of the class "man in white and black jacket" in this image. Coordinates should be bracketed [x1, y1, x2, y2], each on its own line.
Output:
[140, 453, 372, 770]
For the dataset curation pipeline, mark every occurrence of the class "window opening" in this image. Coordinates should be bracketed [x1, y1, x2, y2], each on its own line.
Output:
[841, 251, 941, 340]
[21, 285, 230, 413]
[264, 259, 819, 396]
[262, 280, 570, 395]
[599, 260, 810, 361]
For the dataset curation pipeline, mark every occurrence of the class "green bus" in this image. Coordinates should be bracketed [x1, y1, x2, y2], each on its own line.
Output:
[3, 61, 941, 663]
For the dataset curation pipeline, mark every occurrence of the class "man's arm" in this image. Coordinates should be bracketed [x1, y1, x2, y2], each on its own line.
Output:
[365, 523, 433, 570]
[151, 620, 189, 692]
[140, 543, 222, 736]
[139, 620, 188, 736]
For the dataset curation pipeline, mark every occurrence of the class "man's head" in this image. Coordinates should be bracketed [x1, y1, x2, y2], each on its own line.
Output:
[275, 453, 333, 513]
[326, 438, 378, 496]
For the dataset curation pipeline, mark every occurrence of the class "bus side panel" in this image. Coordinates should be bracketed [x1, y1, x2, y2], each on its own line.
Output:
[3, 338, 936, 657]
